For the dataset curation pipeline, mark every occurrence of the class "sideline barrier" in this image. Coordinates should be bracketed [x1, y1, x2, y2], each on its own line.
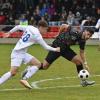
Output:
[0, 26, 60, 38]
[0, 31, 59, 38]
[0, 25, 99, 39]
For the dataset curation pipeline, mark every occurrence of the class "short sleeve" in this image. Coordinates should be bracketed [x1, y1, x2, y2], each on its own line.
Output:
[78, 40, 86, 50]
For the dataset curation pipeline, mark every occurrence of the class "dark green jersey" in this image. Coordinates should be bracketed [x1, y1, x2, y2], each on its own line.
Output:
[52, 31, 86, 50]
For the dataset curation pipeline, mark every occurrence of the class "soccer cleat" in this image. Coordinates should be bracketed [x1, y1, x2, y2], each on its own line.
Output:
[20, 80, 32, 89]
[81, 80, 95, 87]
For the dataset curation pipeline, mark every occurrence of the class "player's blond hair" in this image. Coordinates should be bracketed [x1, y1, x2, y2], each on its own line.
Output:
[59, 24, 70, 33]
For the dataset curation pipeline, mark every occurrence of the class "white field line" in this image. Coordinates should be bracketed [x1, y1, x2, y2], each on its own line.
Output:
[35, 84, 100, 90]
[0, 74, 100, 92]
[0, 83, 100, 92]
[0, 88, 26, 92]
[31, 74, 100, 89]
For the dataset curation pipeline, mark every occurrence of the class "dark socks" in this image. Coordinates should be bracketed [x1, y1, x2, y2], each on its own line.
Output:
[76, 64, 83, 73]
[39, 63, 44, 70]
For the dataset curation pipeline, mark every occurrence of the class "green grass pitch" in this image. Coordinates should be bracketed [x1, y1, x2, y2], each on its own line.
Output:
[0, 44, 100, 100]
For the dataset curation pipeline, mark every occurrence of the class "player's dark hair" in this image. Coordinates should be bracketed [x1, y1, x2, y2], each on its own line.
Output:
[38, 20, 48, 27]
[84, 27, 94, 35]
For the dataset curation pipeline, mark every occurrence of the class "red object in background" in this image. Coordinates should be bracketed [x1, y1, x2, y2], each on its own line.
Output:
[0, 31, 59, 38]
[0, 32, 4, 38]
[0, 26, 60, 38]
[0, 15, 6, 24]
[49, 26, 59, 32]
[42, 32, 59, 38]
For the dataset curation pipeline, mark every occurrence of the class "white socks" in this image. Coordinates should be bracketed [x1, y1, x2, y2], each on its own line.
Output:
[23, 66, 39, 80]
[0, 72, 12, 85]
[0, 66, 39, 84]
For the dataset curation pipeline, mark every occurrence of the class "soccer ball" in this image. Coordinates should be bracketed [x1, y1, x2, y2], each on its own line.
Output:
[78, 69, 90, 80]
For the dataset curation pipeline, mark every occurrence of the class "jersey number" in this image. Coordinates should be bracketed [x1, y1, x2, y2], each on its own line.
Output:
[22, 34, 30, 42]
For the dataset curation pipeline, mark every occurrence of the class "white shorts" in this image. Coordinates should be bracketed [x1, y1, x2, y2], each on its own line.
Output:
[11, 50, 34, 67]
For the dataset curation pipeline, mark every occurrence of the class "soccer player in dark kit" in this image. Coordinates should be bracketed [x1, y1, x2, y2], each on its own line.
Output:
[22, 24, 95, 88]
[40, 24, 95, 87]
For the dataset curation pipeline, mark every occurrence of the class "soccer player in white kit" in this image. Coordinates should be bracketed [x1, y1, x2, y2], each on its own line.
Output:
[95, 19, 100, 50]
[0, 20, 60, 89]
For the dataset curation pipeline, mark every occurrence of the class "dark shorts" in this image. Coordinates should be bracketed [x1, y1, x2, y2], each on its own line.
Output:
[45, 45, 77, 64]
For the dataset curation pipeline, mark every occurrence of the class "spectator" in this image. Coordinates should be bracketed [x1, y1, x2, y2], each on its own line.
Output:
[47, 4, 56, 18]
[5, 15, 15, 25]
[0, 0, 99, 26]
[80, 16, 96, 31]
[0, 11, 6, 24]
[40, 3, 48, 17]
[19, 14, 28, 26]
[1, 0, 11, 10]
[74, 12, 82, 25]
[28, 16, 36, 26]
[67, 11, 74, 25]
[33, 10, 41, 25]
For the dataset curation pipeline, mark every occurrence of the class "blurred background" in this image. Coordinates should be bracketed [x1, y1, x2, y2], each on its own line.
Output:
[0, 0, 99, 26]
[0, 0, 99, 42]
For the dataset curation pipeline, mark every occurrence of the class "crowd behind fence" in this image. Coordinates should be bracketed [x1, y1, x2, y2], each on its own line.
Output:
[0, 0, 99, 26]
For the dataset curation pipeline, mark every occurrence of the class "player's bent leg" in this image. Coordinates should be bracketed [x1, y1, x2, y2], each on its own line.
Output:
[41, 60, 50, 70]
[71, 55, 83, 73]
[22, 57, 41, 79]
[0, 67, 18, 85]
[29, 57, 41, 68]
[21, 57, 41, 89]
[41, 50, 60, 70]
[21, 66, 29, 78]
[10, 66, 19, 76]
[71, 55, 95, 86]
[71, 55, 82, 65]
[0, 72, 12, 85]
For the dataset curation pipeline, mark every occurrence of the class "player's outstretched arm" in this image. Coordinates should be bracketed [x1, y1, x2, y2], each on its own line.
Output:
[55, 47, 60, 52]
[3, 33, 10, 38]
[79, 49, 90, 72]
[3, 25, 27, 38]
[37, 37, 60, 52]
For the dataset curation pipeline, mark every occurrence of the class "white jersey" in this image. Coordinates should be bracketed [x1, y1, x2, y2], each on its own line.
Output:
[95, 19, 100, 39]
[95, 19, 100, 33]
[9, 25, 56, 52]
